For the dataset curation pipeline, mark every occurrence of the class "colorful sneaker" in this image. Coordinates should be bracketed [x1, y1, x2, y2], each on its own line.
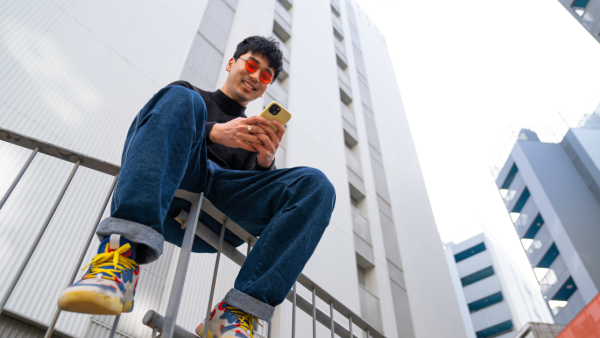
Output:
[57, 234, 139, 315]
[196, 302, 255, 338]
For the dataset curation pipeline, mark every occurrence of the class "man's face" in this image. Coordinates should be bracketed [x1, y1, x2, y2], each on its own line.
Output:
[223, 52, 275, 106]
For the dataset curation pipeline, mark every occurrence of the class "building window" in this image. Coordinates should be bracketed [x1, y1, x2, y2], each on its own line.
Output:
[468, 292, 504, 313]
[454, 242, 486, 263]
[475, 320, 513, 338]
[549, 277, 578, 315]
[501, 164, 519, 189]
[571, 0, 590, 16]
[523, 213, 544, 239]
[537, 243, 559, 268]
[511, 187, 530, 213]
[461, 266, 495, 286]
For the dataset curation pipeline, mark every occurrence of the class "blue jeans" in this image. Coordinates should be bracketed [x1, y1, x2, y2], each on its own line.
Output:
[96, 85, 336, 320]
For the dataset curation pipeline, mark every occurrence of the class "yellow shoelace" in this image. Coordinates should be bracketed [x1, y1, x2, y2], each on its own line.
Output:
[226, 305, 257, 338]
[81, 243, 138, 281]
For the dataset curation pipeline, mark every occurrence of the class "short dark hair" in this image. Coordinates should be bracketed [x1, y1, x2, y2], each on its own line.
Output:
[233, 36, 284, 82]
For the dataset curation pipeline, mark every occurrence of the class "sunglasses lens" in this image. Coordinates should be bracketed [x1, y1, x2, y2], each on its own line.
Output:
[245, 59, 258, 73]
[260, 71, 272, 84]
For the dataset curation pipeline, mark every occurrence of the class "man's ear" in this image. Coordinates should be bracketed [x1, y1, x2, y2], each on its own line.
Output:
[225, 57, 234, 72]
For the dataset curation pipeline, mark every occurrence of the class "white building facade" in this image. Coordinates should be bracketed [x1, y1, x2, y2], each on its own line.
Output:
[494, 111, 600, 325]
[0, 1, 468, 337]
[445, 234, 553, 338]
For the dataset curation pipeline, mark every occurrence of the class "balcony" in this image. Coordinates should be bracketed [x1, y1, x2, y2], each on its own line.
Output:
[335, 38, 348, 69]
[341, 101, 355, 128]
[332, 12, 344, 40]
[358, 285, 383, 331]
[462, 274, 502, 304]
[348, 167, 366, 201]
[277, 0, 292, 10]
[502, 172, 525, 211]
[338, 68, 353, 105]
[525, 226, 553, 268]
[343, 118, 358, 148]
[345, 146, 362, 178]
[273, 3, 292, 42]
[513, 197, 538, 238]
[279, 57, 290, 81]
[470, 301, 512, 333]
[272, 34, 290, 62]
[0, 127, 388, 338]
[539, 255, 570, 300]
[352, 206, 371, 243]
[456, 251, 493, 279]
[331, 0, 341, 17]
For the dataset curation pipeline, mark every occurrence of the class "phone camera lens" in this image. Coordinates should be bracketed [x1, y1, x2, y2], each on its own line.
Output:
[269, 105, 281, 115]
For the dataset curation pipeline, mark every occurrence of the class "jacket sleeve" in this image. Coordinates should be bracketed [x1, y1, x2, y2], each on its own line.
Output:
[242, 152, 277, 171]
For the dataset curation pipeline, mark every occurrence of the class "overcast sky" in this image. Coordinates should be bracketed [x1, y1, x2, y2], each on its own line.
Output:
[354, 0, 600, 274]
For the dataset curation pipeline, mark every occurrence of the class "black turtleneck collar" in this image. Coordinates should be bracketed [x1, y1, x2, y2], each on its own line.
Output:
[210, 89, 246, 117]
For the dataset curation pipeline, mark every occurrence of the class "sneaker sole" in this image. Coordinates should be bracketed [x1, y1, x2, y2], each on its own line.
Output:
[58, 290, 122, 315]
[196, 324, 214, 338]
[122, 300, 134, 313]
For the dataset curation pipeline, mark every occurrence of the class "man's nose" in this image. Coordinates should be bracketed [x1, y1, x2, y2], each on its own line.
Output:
[248, 70, 261, 83]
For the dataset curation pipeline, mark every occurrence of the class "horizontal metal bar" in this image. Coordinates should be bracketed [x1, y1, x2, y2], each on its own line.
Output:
[0, 309, 76, 338]
[174, 190, 258, 247]
[286, 291, 358, 338]
[142, 310, 197, 338]
[0, 127, 120, 176]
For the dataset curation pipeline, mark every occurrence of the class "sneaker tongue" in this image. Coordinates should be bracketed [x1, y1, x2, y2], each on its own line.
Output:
[97, 235, 135, 261]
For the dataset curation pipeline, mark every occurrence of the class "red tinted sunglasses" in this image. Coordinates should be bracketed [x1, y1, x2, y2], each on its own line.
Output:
[239, 57, 273, 84]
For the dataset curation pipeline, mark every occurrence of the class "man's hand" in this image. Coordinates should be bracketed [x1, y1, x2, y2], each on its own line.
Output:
[209, 116, 272, 152]
[252, 120, 285, 168]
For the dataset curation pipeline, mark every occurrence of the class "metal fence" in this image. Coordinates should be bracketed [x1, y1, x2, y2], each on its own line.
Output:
[0, 127, 386, 338]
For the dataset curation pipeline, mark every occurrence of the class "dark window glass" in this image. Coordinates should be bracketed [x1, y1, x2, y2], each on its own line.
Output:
[512, 188, 530, 213]
[461, 266, 495, 287]
[537, 243, 559, 268]
[476, 320, 513, 338]
[468, 292, 503, 312]
[523, 214, 544, 239]
[572, 0, 590, 9]
[454, 242, 486, 263]
[552, 277, 577, 301]
[501, 164, 518, 189]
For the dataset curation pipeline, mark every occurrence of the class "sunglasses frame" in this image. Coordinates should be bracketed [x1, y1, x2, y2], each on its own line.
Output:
[238, 57, 273, 84]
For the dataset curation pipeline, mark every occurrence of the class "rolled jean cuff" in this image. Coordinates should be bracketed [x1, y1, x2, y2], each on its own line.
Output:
[96, 217, 164, 264]
[222, 288, 275, 322]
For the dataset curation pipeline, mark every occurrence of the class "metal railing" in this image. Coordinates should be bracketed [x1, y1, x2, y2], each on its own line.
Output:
[0, 127, 386, 338]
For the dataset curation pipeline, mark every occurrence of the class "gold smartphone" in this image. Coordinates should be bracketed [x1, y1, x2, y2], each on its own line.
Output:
[258, 101, 292, 132]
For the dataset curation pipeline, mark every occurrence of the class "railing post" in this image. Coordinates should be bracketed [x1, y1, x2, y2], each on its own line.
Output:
[0, 147, 38, 210]
[0, 160, 80, 312]
[44, 174, 119, 338]
[349, 316, 353, 338]
[330, 302, 334, 338]
[312, 288, 316, 338]
[108, 314, 120, 338]
[292, 282, 296, 338]
[163, 192, 204, 338]
[202, 218, 227, 338]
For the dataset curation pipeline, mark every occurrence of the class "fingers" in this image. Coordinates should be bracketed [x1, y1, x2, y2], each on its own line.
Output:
[240, 140, 258, 152]
[256, 133, 276, 154]
[246, 115, 271, 126]
[272, 121, 285, 141]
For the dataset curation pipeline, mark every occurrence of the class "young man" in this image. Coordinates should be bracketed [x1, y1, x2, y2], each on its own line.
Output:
[57, 36, 336, 337]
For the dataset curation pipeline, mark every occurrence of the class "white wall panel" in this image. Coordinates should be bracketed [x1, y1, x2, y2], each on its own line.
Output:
[457, 252, 493, 278]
